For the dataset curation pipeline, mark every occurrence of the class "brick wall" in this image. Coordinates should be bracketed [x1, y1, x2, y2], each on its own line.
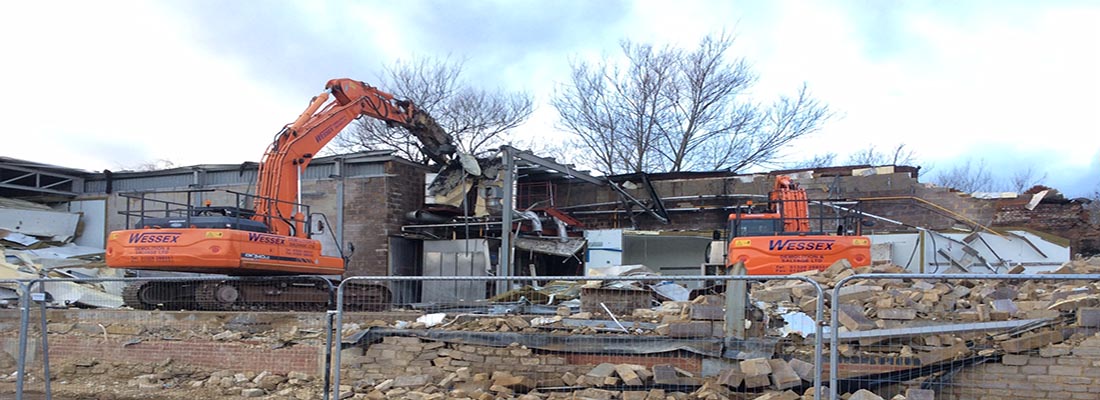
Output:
[940, 353, 1100, 399]
[340, 337, 701, 386]
[552, 170, 1099, 254]
[341, 337, 583, 385]
[994, 200, 1098, 255]
[343, 161, 426, 276]
[20, 336, 321, 375]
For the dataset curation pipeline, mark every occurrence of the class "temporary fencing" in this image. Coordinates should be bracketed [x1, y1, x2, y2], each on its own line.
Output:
[333, 275, 827, 400]
[10, 276, 337, 400]
[7, 272, 1097, 400]
[829, 273, 1100, 400]
[0, 280, 28, 400]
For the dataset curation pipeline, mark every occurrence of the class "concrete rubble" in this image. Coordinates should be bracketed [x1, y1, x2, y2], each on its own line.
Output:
[3, 357, 326, 400]
[327, 256, 1100, 400]
[758, 256, 1100, 367]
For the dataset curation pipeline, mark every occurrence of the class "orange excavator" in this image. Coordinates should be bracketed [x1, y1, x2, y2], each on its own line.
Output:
[105, 79, 454, 310]
[726, 175, 871, 275]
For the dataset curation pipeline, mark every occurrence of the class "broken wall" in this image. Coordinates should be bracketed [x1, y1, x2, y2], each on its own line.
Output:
[943, 351, 1100, 399]
[343, 160, 426, 276]
[994, 199, 1098, 256]
[551, 167, 1097, 254]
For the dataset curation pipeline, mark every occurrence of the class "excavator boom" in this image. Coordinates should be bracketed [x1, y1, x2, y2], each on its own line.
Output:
[255, 79, 454, 237]
[105, 79, 454, 310]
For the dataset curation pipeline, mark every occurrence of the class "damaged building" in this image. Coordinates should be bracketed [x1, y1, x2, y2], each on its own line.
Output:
[3, 151, 1098, 303]
[4, 150, 1100, 400]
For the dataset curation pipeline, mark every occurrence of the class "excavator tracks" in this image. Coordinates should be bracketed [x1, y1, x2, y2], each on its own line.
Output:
[121, 279, 392, 312]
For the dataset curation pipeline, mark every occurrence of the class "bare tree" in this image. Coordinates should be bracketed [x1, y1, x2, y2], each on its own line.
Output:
[334, 56, 534, 164]
[1008, 165, 1048, 193]
[932, 158, 995, 193]
[553, 32, 832, 175]
[789, 152, 838, 169]
[846, 143, 917, 166]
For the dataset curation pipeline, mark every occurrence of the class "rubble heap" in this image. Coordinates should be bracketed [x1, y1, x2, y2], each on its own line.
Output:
[754, 257, 1100, 365]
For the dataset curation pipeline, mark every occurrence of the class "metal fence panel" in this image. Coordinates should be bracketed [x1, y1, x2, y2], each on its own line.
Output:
[17, 276, 336, 400]
[830, 272, 1100, 400]
[0, 280, 29, 400]
[334, 275, 826, 400]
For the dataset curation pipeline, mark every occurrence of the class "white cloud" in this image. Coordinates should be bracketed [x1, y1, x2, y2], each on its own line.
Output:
[0, 1, 1095, 195]
[0, 1, 305, 170]
[745, 2, 1099, 195]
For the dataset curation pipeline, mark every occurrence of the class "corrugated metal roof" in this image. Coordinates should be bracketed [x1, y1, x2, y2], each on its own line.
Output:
[77, 150, 417, 193]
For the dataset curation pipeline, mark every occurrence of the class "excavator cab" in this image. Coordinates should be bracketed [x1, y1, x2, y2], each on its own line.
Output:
[725, 176, 872, 275]
[730, 213, 783, 237]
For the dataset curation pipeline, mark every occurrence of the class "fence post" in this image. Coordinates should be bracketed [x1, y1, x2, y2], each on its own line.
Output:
[812, 279, 825, 400]
[14, 281, 30, 400]
[35, 281, 52, 400]
[331, 279, 347, 400]
[724, 263, 747, 340]
[829, 276, 841, 400]
[323, 310, 335, 400]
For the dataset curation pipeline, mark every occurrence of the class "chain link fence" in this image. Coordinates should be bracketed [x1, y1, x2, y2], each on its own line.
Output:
[6, 276, 338, 400]
[830, 272, 1100, 400]
[6, 271, 1100, 400]
[333, 275, 827, 400]
[0, 280, 29, 400]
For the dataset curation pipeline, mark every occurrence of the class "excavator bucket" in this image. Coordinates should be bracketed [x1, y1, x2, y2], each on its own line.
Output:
[405, 110, 456, 166]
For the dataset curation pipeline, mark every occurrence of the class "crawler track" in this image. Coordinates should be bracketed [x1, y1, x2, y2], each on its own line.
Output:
[121, 279, 391, 311]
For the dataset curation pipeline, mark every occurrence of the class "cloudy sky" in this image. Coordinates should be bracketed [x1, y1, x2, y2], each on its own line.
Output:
[1, 1, 1097, 196]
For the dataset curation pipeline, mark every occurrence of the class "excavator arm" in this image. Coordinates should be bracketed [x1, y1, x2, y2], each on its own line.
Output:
[254, 78, 454, 237]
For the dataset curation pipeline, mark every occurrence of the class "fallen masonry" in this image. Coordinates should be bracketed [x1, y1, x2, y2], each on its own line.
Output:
[3, 256, 1100, 399]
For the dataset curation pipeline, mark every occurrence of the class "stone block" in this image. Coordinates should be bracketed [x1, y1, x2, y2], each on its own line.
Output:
[645, 389, 665, 400]
[690, 304, 725, 320]
[918, 342, 968, 365]
[493, 374, 536, 392]
[787, 358, 814, 382]
[877, 308, 916, 320]
[753, 287, 792, 303]
[1039, 344, 1072, 357]
[1001, 330, 1064, 354]
[848, 389, 884, 400]
[838, 304, 876, 331]
[1001, 354, 1029, 366]
[652, 365, 679, 385]
[586, 363, 617, 378]
[991, 299, 1018, 315]
[667, 321, 712, 338]
[561, 372, 577, 386]
[768, 359, 801, 390]
[905, 388, 934, 400]
[615, 364, 643, 386]
[717, 368, 743, 388]
[834, 285, 882, 304]
[743, 373, 771, 388]
[1077, 307, 1100, 328]
[738, 358, 772, 377]
[373, 379, 394, 392]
